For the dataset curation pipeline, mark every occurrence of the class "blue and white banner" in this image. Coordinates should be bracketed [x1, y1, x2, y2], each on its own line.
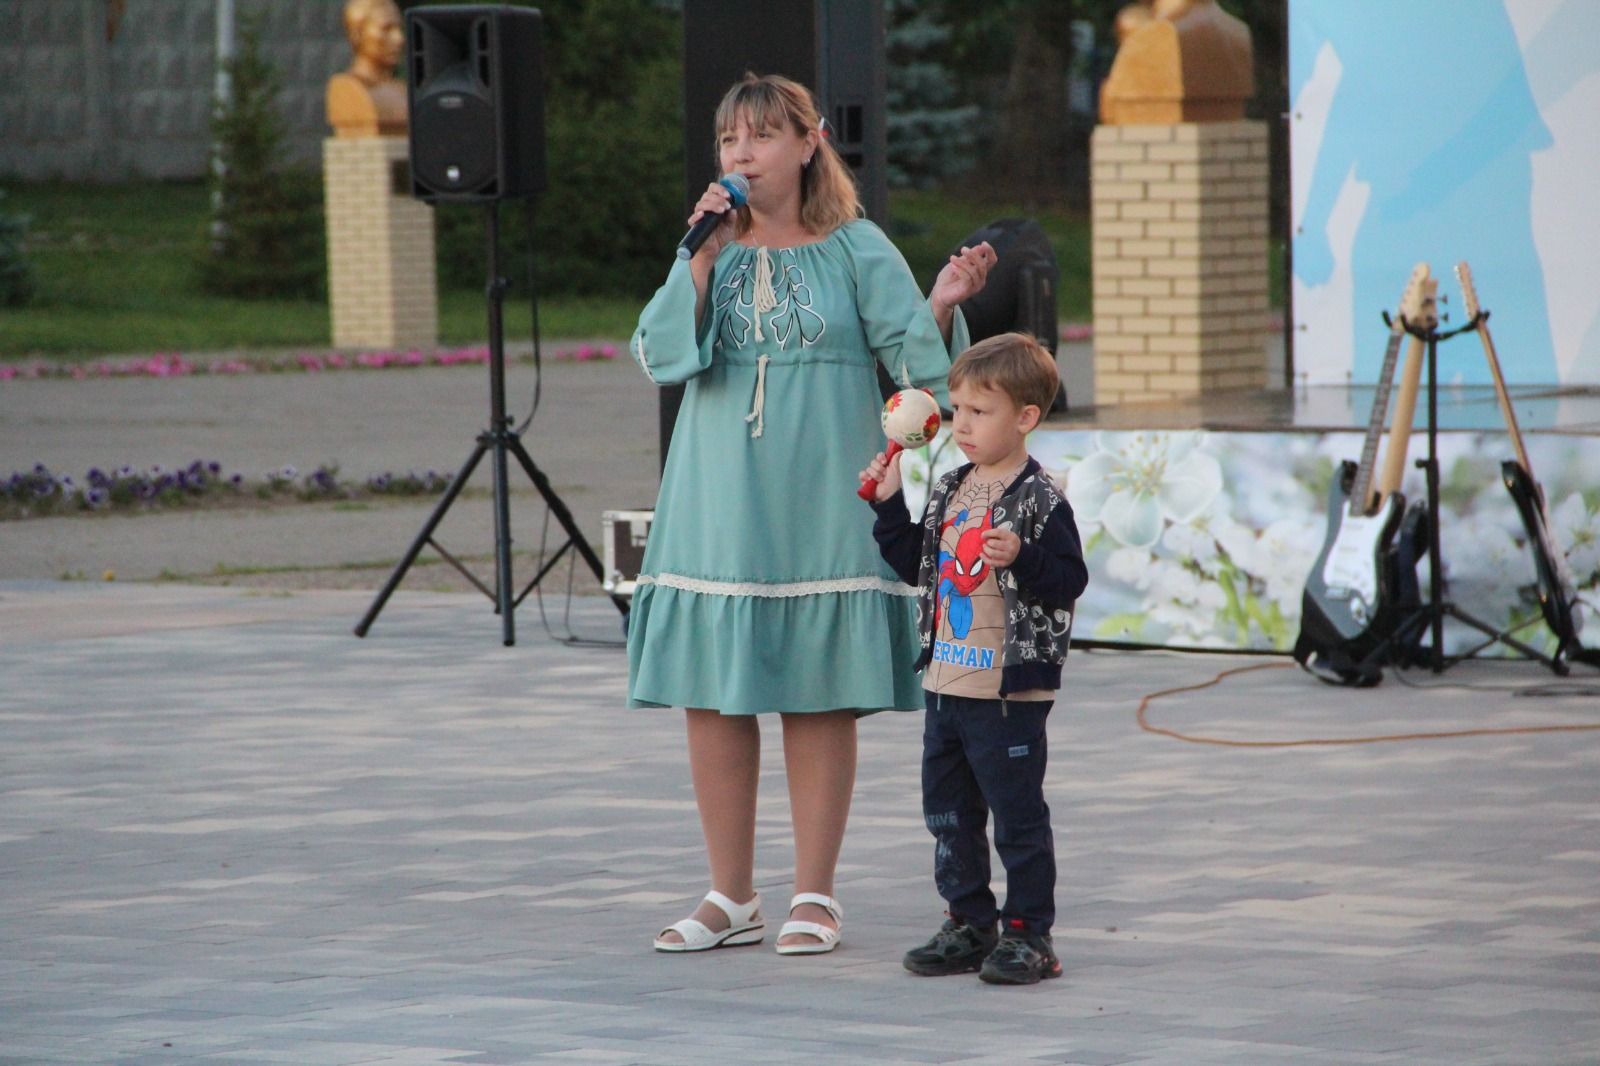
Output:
[902, 429, 1600, 655]
[1290, 0, 1600, 386]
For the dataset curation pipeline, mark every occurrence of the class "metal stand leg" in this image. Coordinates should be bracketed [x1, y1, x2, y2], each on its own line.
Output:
[354, 201, 624, 645]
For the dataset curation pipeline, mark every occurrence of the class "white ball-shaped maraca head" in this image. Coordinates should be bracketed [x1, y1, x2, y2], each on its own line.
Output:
[880, 387, 942, 448]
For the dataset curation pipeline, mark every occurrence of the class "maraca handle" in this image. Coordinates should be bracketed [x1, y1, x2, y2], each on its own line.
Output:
[856, 440, 905, 501]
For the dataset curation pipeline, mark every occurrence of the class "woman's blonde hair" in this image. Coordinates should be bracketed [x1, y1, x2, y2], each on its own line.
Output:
[712, 73, 861, 238]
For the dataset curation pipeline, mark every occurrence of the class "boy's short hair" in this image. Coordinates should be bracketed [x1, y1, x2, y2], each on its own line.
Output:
[948, 332, 1059, 413]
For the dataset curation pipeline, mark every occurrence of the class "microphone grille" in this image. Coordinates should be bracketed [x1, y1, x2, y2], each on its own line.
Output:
[720, 172, 750, 206]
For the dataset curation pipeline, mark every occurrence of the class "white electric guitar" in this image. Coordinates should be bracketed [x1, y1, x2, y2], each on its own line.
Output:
[1297, 263, 1437, 673]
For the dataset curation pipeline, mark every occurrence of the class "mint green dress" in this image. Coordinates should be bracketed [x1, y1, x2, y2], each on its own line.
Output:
[627, 219, 967, 715]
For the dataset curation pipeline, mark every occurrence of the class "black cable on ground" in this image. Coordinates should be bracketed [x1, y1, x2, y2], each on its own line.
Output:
[1135, 661, 1600, 749]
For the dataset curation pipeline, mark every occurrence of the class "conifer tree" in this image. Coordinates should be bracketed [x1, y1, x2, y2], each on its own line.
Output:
[204, 15, 323, 299]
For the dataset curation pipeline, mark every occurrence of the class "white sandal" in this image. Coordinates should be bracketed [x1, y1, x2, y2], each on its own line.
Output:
[775, 892, 843, 956]
[653, 890, 764, 953]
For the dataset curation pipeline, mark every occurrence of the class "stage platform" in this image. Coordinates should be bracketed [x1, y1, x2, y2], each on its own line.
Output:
[904, 383, 1600, 660]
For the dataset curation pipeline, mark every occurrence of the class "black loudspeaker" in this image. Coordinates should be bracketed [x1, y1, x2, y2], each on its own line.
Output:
[406, 5, 545, 202]
[932, 218, 1067, 412]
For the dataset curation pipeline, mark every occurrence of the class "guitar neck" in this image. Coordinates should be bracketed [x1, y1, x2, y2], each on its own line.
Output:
[1475, 314, 1535, 476]
[1376, 334, 1426, 499]
[1350, 330, 1406, 514]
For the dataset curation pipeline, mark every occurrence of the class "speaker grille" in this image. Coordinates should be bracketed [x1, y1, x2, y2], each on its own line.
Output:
[412, 79, 498, 195]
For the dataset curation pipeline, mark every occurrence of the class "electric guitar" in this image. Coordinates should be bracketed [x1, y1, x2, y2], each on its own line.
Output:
[1296, 263, 1437, 681]
[1456, 261, 1588, 663]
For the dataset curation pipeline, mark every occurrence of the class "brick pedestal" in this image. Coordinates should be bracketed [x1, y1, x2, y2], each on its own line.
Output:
[323, 137, 437, 350]
[1090, 120, 1268, 405]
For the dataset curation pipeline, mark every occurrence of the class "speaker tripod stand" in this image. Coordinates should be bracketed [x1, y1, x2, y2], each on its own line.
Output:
[1377, 312, 1567, 676]
[354, 202, 627, 645]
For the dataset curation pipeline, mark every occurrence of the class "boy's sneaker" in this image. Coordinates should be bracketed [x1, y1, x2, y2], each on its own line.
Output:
[902, 917, 999, 976]
[978, 929, 1062, 985]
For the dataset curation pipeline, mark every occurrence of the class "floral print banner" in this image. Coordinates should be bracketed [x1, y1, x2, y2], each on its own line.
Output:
[901, 429, 1600, 656]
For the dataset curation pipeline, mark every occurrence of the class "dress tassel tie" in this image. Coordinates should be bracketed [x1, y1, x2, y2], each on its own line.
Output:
[744, 354, 771, 438]
[751, 245, 778, 342]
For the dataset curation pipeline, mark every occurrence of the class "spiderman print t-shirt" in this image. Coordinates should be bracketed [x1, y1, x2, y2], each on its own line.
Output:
[924, 464, 1050, 701]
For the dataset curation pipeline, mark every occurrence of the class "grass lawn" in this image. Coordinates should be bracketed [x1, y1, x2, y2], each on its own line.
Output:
[1, 180, 1283, 359]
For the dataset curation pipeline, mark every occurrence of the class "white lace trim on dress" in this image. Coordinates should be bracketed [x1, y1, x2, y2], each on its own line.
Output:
[638, 573, 916, 599]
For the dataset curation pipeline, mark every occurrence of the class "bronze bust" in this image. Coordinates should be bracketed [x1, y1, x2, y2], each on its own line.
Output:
[1101, 0, 1254, 125]
[327, 0, 407, 137]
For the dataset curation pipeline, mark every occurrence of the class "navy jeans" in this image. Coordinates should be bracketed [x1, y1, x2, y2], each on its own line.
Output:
[922, 692, 1056, 934]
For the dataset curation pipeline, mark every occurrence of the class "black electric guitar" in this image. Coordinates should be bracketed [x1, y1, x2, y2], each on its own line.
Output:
[1456, 262, 1591, 665]
[1296, 263, 1437, 683]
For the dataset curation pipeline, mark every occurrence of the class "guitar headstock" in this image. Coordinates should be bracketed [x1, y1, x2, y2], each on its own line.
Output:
[1395, 262, 1438, 333]
[1455, 261, 1481, 320]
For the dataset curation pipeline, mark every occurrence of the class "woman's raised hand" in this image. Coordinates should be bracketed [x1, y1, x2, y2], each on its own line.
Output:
[930, 241, 998, 313]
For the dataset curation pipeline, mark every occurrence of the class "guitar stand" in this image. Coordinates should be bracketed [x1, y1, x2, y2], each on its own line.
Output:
[353, 203, 628, 646]
[1384, 311, 1568, 677]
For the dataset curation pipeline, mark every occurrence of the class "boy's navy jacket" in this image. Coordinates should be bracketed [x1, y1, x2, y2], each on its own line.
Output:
[869, 457, 1089, 697]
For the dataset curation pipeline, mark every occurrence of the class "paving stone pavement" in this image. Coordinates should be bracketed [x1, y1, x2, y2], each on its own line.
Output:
[2, 580, 1598, 1064]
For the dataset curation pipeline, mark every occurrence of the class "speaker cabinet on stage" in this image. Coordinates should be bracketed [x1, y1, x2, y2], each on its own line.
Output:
[663, 0, 888, 463]
[406, 5, 546, 203]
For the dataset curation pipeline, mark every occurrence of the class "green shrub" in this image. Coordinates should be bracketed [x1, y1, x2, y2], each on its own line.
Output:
[0, 189, 36, 307]
[202, 15, 324, 299]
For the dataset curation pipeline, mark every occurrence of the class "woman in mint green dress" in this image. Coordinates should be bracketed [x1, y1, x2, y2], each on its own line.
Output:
[632, 74, 995, 956]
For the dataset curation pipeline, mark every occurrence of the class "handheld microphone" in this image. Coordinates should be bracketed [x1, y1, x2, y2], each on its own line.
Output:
[676, 173, 750, 260]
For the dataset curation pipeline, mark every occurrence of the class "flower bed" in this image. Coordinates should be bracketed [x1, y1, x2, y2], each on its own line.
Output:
[2, 460, 450, 520]
[0, 343, 620, 382]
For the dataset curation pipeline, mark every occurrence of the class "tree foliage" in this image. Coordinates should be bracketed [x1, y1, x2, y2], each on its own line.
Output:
[885, 0, 980, 190]
[203, 14, 324, 299]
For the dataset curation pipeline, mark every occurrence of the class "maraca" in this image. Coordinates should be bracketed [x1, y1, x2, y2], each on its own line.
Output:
[858, 387, 942, 500]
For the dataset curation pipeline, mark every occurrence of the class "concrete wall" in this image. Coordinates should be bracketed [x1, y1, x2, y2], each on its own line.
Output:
[0, 0, 350, 181]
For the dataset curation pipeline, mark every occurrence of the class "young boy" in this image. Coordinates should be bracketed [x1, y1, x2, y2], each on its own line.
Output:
[860, 332, 1088, 985]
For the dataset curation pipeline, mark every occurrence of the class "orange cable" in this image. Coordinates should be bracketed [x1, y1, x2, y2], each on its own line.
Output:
[1136, 662, 1600, 748]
